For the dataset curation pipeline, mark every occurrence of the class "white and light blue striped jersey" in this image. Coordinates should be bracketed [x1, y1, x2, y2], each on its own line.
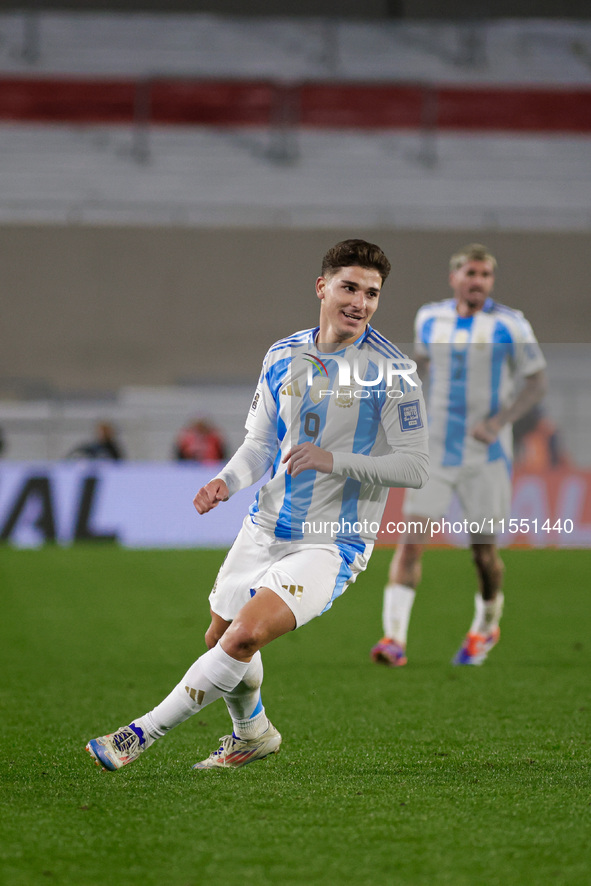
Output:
[244, 325, 428, 547]
[415, 297, 546, 470]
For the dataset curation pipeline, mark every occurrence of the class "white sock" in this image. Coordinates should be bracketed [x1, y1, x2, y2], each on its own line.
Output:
[223, 651, 269, 740]
[382, 583, 416, 645]
[139, 643, 250, 739]
[469, 592, 504, 635]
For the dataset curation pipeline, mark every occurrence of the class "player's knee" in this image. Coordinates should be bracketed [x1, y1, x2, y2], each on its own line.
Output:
[222, 622, 262, 659]
[389, 543, 422, 588]
[472, 545, 503, 576]
[396, 543, 422, 571]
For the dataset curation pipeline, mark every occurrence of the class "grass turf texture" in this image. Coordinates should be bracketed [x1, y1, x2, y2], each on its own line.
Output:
[1, 546, 590, 886]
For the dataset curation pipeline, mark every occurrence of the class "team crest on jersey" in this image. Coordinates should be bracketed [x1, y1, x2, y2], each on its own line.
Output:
[335, 386, 355, 407]
[398, 400, 423, 431]
[453, 329, 470, 348]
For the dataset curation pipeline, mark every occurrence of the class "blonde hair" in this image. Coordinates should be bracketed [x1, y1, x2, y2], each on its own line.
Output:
[449, 243, 497, 273]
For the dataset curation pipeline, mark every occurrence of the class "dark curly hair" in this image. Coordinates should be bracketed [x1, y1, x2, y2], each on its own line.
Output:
[321, 239, 391, 283]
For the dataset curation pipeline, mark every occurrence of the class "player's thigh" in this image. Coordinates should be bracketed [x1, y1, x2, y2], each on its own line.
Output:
[208, 516, 273, 622]
[257, 544, 368, 629]
[457, 460, 511, 533]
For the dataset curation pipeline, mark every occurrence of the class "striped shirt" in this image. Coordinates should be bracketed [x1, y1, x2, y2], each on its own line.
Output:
[244, 324, 429, 547]
[415, 297, 546, 470]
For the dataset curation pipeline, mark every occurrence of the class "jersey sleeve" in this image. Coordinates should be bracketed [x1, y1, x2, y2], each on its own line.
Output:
[215, 430, 276, 497]
[413, 306, 430, 361]
[244, 351, 279, 448]
[214, 350, 279, 497]
[511, 313, 546, 378]
[331, 378, 430, 489]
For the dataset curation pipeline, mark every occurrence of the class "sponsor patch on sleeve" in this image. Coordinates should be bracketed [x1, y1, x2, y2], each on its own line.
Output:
[249, 390, 261, 414]
[398, 399, 423, 432]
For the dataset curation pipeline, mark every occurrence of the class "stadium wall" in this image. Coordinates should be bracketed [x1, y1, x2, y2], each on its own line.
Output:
[1, 225, 589, 394]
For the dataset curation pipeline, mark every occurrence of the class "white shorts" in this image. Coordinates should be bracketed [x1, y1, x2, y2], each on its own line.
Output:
[209, 515, 372, 628]
[403, 459, 511, 536]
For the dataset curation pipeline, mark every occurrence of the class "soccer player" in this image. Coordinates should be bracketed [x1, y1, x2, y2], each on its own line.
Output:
[371, 243, 547, 668]
[86, 239, 429, 772]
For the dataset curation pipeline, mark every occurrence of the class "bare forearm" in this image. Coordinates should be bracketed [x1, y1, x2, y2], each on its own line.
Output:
[495, 370, 547, 427]
[471, 370, 547, 444]
[217, 432, 276, 496]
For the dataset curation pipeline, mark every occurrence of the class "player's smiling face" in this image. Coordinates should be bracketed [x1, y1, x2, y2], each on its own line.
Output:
[316, 265, 382, 348]
[450, 259, 495, 317]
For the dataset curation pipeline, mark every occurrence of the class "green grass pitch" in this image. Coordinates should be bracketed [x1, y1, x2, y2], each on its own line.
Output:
[1, 545, 590, 886]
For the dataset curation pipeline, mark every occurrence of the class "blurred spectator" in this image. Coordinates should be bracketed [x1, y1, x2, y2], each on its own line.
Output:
[68, 421, 125, 460]
[174, 418, 227, 462]
[0, 425, 5, 456]
[513, 405, 571, 471]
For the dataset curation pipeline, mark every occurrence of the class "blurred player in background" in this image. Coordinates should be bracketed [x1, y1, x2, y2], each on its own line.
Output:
[86, 238, 429, 772]
[371, 243, 546, 668]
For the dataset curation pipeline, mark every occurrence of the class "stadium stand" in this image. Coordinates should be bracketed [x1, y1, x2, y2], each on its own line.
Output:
[0, 14, 589, 227]
[0, 13, 589, 463]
